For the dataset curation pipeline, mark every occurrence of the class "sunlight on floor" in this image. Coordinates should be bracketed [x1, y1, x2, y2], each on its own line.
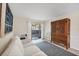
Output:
[32, 39, 44, 44]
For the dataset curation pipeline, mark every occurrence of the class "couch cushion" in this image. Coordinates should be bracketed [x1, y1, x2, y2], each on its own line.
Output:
[2, 36, 24, 56]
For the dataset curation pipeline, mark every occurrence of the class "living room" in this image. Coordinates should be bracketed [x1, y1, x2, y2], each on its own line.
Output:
[0, 3, 79, 56]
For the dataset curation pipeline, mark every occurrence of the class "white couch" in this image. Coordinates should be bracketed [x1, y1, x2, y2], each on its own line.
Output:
[1, 36, 46, 56]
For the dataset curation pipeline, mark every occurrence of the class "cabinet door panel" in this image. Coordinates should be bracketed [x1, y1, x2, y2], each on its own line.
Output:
[51, 18, 70, 49]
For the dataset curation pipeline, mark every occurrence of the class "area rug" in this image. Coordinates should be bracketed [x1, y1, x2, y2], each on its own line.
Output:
[35, 41, 77, 56]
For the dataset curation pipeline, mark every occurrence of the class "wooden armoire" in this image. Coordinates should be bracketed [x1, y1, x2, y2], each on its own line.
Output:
[51, 18, 70, 49]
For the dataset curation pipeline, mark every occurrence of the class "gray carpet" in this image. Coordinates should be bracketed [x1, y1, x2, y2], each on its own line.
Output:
[35, 41, 77, 56]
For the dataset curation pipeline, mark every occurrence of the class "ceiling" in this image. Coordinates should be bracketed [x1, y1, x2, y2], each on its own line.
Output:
[9, 3, 79, 20]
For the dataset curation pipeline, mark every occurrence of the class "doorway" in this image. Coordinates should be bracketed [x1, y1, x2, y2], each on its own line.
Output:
[31, 23, 41, 40]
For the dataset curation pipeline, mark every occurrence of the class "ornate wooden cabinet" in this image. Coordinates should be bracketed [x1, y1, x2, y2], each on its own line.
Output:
[51, 18, 70, 49]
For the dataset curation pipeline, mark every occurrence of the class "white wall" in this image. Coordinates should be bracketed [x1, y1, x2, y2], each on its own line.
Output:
[41, 23, 44, 39]
[13, 17, 32, 42]
[43, 20, 51, 42]
[27, 21, 32, 41]
[13, 16, 45, 42]
[13, 17, 28, 36]
[61, 11, 79, 51]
